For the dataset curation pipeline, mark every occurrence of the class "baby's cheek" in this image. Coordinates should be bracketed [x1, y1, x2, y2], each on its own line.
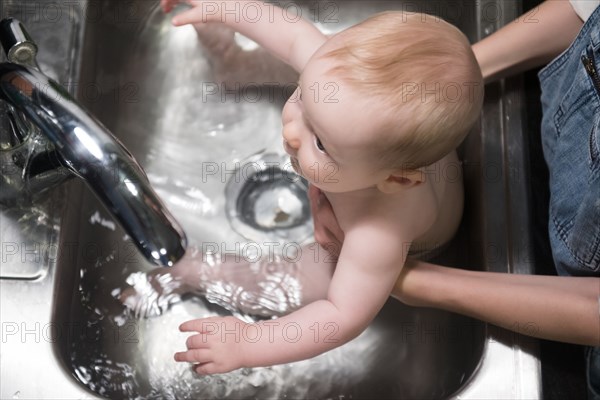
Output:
[299, 159, 322, 184]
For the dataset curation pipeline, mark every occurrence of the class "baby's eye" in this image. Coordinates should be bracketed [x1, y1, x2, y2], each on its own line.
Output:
[315, 136, 327, 153]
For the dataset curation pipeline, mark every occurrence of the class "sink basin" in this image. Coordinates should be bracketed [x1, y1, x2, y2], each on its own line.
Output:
[0, 0, 539, 399]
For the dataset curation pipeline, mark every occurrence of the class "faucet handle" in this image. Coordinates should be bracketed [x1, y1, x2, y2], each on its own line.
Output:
[0, 19, 40, 150]
[0, 100, 38, 149]
[0, 18, 40, 70]
[0, 20, 188, 266]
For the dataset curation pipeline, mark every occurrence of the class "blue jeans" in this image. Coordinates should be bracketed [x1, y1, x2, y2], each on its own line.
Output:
[538, 5, 600, 399]
[588, 347, 600, 399]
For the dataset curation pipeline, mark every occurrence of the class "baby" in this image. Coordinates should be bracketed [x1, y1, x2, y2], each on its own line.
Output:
[160, 0, 483, 374]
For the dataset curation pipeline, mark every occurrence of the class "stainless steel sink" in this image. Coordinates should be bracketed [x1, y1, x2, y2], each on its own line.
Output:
[1, 0, 541, 399]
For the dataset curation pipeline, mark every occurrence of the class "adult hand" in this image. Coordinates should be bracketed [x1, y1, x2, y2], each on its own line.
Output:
[390, 258, 431, 307]
[308, 185, 344, 260]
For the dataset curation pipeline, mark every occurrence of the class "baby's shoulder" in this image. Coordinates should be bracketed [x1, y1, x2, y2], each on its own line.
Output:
[411, 150, 465, 249]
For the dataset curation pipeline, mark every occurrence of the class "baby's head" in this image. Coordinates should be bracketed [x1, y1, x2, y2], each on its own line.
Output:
[282, 11, 483, 192]
[326, 11, 484, 170]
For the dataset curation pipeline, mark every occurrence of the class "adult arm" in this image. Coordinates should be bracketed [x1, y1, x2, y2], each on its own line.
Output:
[473, 0, 584, 82]
[395, 260, 600, 346]
[308, 185, 600, 346]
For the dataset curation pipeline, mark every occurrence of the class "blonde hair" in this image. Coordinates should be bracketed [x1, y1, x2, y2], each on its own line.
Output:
[324, 12, 483, 170]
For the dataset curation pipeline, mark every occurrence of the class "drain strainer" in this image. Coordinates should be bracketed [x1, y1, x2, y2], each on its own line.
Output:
[225, 153, 313, 243]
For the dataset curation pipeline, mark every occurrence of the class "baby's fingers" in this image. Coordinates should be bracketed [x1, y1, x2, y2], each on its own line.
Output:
[174, 348, 212, 363]
[179, 317, 221, 333]
[185, 333, 209, 349]
[171, 4, 210, 26]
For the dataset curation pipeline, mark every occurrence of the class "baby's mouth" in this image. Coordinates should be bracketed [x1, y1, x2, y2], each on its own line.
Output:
[289, 156, 301, 174]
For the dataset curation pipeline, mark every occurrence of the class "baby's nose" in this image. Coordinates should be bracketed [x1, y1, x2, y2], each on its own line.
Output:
[284, 137, 300, 150]
[282, 127, 301, 150]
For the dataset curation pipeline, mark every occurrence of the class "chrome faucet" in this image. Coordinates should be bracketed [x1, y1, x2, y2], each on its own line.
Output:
[0, 18, 187, 266]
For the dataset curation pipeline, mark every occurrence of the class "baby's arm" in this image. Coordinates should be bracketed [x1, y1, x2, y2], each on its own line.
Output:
[162, 0, 327, 72]
[174, 222, 407, 374]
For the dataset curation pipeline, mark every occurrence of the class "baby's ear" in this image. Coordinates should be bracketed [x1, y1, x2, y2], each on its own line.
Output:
[376, 170, 425, 194]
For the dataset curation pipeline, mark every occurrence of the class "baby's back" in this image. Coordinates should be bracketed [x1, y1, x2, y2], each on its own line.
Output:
[324, 150, 464, 259]
[409, 150, 464, 257]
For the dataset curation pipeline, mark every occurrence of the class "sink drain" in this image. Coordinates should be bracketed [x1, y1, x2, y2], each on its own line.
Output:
[225, 153, 313, 243]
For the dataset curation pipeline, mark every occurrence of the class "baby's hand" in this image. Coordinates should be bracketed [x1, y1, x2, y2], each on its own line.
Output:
[160, 0, 240, 68]
[160, 0, 298, 86]
[161, 0, 220, 26]
[175, 316, 249, 374]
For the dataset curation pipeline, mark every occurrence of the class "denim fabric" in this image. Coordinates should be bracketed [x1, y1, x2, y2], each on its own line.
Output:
[538, 7, 600, 399]
[538, 6, 600, 277]
[588, 346, 600, 400]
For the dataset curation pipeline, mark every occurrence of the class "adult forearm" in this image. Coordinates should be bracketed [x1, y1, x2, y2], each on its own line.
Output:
[395, 261, 600, 346]
[473, 0, 583, 82]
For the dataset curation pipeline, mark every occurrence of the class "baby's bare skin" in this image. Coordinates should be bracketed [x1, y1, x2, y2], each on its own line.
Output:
[411, 151, 464, 254]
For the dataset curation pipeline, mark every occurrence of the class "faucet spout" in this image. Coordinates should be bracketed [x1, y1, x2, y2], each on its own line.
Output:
[0, 45, 187, 266]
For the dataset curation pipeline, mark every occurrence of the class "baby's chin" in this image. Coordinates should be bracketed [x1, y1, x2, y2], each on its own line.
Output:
[289, 156, 320, 188]
[288, 156, 348, 193]
[289, 156, 301, 174]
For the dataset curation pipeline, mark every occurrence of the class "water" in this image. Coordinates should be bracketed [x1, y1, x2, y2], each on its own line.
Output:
[113, 245, 308, 320]
[69, 244, 379, 399]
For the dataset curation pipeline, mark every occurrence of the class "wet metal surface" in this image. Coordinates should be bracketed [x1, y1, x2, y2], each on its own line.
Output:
[1, 1, 541, 399]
